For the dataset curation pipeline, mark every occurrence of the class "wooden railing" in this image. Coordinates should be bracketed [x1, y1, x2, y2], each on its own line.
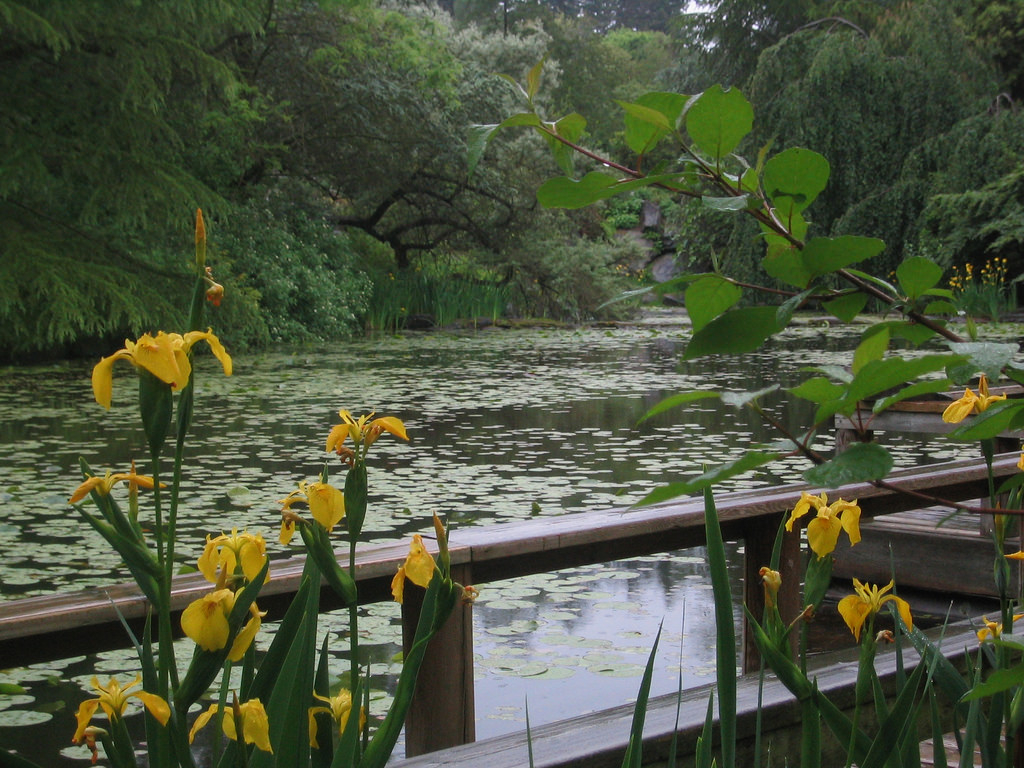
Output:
[0, 453, 1017, 755]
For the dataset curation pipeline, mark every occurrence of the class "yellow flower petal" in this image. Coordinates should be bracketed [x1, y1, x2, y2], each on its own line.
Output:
[372, 416, 408, 441]
[838, 594, 872, 641]
[135, 690, 171, 726]
[942, 388, 978, 423]
[132, 333, 191, 389]
[189, 704, 219, 744]
[227, 605, 264, 662]
[72, 699, 101, 743]
[806, 515, 842, 559]
[236, 700, 273, 753]
[183, 329, 233, 376]
[403, 534, 435, 588]
[91, 350, 131, 409]
[181, 589, 233, 651]
[391, 565, 407, 604]
[785, 491, 823, 531]
[307, 482, 345, 531]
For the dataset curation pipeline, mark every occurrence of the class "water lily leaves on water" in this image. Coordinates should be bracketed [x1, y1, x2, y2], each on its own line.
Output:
[587, 663, 649, 678]
[636, 450, 781, 506]
[0, 710, 51, 727]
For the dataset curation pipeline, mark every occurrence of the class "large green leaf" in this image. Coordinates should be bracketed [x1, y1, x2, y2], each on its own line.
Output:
[789, 376, 846, 404]
[852, 327, 889, 374]
[823, 292, 868, 322]
[814, 354, 966, 422]
[621, 92, 687, 155]
[545, 113, 587, 175]
[762, 147, 830, 213]
[962, 662, 1024, 701]
[702, 194, 749, 211]
[685, 85, 753, 160]
[871, 379, 953, 413]
[802, 236, 886, 277]
[948, 341, 1019, 380]
[537, 172, 695, 209]
[683, 306, 782, 359]
[803, 443, 894, 486]
[896, 257, 943, 301]
[636, 450, 780, 505]
[467, 113, 542, 174]
[636, 391, 721, 424]
[763, 247, 813, 289]
[537, 172, 618, 208]
[685, 275, 742, 332]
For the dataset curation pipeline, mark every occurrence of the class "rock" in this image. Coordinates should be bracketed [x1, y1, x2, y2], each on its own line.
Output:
[641, 200, 662, 229]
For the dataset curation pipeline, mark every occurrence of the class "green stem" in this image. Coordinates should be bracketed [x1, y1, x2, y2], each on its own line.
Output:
[348, 538, 362, 757]
[847, 619, 876, 768]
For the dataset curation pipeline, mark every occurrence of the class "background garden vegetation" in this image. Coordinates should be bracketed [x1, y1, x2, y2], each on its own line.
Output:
[1, 0, 1022, 360]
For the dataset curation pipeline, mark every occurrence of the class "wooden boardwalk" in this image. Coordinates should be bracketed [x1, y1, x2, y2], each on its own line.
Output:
[1, 453, 1020, 759]
[833, 504, 1017, 599]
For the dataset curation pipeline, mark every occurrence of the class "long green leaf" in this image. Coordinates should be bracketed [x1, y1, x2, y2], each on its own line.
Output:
[359, 574, 461, 768]
[621, 623, 663, 768]
[636, 451, 780, 505]
[636, 391, 721, 425]
[704, 489, 735, 768]
[246, 574, 313, 702]
[251, 559, 320, 768]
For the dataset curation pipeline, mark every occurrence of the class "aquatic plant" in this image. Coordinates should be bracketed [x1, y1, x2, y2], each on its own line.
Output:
[17, 212, 474, 768]
[475, 62, 1024, 767]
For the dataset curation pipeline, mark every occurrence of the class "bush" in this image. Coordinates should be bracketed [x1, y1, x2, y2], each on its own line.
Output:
[212, 203, 373, 345]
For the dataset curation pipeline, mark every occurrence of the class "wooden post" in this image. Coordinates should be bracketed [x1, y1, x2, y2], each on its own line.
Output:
[401, 563, 476, 757]
[742, 512, 801, 672]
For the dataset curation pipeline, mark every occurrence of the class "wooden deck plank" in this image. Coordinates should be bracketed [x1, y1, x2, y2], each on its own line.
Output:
[391, 622, 980, 768]
[1, 453, 1018, 666]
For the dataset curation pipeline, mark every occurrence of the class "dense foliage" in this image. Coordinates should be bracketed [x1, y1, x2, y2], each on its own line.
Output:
[1, 0, 1021, 360]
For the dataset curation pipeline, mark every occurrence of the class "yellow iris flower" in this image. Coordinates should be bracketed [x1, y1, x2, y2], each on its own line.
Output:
[189, 698, 273, 753]
[759, 566, 782, 609]
[308, 688, 365, 748]
[198, 529, 268, 586]
[977, 613, 1024, 642]
[180, 589, 265, 661]
[68, 464, 162, 504]
[837, 579, 913, 642]
[326, 409, 408, 454]
[941, 374, 1006, 423]
[278, 481, 346, 545]
[390, 534, 436, 603]
[784, 491, 862, 559]
[92, 329, 232, 409]
[72, 675, 170, 744]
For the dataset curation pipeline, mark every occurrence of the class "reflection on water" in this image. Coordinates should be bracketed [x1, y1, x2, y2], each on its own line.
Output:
[0, 316, 986, 762]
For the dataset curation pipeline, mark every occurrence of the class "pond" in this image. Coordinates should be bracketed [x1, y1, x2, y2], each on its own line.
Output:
[0, 311, 998, 764]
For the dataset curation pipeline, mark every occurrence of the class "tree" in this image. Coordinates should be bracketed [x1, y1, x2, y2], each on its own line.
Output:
[0, 0, 271, 358]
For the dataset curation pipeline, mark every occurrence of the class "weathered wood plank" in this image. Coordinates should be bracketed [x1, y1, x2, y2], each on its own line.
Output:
[389, 622, 980, 768]
[0, 453, 1017, 667]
